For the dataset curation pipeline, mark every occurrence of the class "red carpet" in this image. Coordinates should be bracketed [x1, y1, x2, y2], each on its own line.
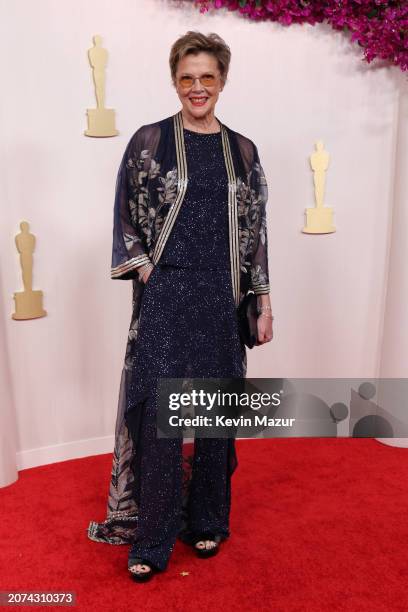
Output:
[1, 439, 408, 611]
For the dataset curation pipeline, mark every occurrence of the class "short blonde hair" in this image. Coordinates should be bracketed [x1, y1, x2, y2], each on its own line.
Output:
[169, 31, 231, 85]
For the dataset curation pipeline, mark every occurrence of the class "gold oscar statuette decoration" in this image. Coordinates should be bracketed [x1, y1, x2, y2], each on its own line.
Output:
[84, 34, 118, 137]
[12, 221, 47, 320]
[302, 140, 336, 234]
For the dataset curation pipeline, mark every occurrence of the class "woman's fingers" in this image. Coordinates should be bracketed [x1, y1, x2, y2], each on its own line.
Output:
[143, 267, 154, 284]
[257, 316, 273, 344]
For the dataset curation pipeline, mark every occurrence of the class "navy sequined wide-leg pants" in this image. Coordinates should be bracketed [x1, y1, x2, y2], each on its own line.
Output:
[125, 264, 244, 572]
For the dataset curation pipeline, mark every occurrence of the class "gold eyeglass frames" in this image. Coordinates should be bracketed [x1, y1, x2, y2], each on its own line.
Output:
[177, 73, 219, 89]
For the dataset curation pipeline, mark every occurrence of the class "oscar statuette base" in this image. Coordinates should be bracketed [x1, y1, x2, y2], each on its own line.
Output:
[84, 108, 118, 137]
[12, 290, 46, 320]
[302, 207, 335, 234]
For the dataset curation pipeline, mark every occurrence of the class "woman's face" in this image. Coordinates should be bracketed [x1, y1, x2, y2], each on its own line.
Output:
[174, 52, 224, 121]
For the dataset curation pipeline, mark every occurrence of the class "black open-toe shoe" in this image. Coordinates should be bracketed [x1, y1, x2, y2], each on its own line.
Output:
[128, 557, 157, 582]
[191, 532, 221, 559]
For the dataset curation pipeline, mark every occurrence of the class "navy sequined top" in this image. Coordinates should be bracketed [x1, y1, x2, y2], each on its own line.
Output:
[159, 128, 230, 270]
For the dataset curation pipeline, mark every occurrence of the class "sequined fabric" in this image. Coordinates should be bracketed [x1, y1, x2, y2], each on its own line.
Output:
[123, 129, 245, 571]
[160, 129, 230, 269]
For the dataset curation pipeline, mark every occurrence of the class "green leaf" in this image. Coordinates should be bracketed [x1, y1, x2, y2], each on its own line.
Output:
[367, 8, 379, 19]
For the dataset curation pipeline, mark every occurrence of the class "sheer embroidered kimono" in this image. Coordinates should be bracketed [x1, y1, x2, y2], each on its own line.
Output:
[87, 110, 270, 546]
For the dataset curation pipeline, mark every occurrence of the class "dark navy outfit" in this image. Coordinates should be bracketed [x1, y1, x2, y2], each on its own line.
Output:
[126, 128, 244, 572]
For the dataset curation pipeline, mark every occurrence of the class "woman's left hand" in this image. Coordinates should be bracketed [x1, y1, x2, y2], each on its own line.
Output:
[256, 294, 273, 344]
[257, 314, 273, 344]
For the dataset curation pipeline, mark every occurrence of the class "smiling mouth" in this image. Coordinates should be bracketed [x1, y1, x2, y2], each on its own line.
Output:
[189, 97, 208, 106]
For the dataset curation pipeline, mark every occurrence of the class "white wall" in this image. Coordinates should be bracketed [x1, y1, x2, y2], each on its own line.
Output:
[0, 0, 405, 474]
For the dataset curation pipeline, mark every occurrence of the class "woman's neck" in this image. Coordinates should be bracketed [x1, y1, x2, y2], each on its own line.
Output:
[180, 109, 220, 133]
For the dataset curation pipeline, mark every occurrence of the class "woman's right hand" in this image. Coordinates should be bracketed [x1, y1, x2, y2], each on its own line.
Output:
[142, 266, 154, 284]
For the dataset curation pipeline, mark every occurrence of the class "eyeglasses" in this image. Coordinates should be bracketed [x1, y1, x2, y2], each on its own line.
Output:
[177, 74, 218, 89]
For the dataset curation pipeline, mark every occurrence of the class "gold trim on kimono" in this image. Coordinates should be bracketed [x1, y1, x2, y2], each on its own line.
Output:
[111, 253, 151, 279]
[152, 111, 241, 306]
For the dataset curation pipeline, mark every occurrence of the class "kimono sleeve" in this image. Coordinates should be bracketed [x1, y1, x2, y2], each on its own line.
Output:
[249, 144, 270, 295]
[110, 129, 151, 280]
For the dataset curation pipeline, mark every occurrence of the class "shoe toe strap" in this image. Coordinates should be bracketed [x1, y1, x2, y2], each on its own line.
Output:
[193, 532, 221, 545]
[128, 557, 152, 569]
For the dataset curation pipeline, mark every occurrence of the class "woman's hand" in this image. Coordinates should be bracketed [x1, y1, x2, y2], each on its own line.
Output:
[257, 294, 273, 344]
[142, 266, 154, 284]
[257, 313, 273, 344]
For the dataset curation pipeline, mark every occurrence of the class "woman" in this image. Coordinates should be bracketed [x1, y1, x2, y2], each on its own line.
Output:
[88, 31, 273, 582]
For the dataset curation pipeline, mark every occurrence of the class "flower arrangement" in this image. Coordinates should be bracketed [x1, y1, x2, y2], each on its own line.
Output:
[193, 1, 408, 71]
